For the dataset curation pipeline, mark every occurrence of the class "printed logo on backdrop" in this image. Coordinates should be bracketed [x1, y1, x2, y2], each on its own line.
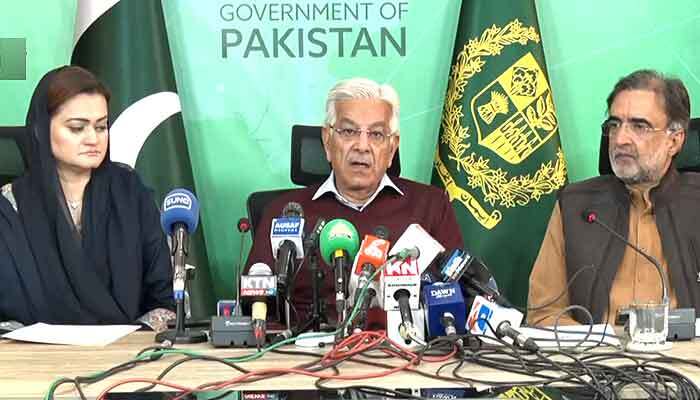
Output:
[434, 20, 567, 230]
[219, 1, 408, 58]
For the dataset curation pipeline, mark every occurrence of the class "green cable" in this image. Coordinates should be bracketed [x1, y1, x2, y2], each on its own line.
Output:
[44, 256, 398, 399]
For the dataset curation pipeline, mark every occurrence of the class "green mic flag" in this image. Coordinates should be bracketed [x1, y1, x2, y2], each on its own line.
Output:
[319, 219, 360, 265]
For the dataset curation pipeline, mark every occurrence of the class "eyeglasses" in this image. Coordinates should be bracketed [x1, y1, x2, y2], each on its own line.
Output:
[601, 118, 678, 139]
[330, 125, 393, 145]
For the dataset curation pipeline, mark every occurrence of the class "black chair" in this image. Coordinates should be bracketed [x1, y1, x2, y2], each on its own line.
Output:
[598, 117, 700, 175]
[246, 125, 401, 236]
[0, 126, 28, 187]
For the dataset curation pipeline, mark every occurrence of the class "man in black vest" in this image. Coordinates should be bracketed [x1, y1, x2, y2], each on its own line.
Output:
[527, 69, 699, 326]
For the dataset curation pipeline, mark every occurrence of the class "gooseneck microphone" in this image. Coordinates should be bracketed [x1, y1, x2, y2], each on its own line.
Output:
[583, 208, 671, 352]
[157, 188, 207, 344]
[582, 209, 668, 302]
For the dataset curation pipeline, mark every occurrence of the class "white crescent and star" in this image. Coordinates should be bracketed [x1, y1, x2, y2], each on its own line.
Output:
[74, 0, 183, 168]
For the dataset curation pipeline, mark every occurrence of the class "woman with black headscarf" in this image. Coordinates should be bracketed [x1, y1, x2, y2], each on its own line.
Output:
[0, 66, 174, 332]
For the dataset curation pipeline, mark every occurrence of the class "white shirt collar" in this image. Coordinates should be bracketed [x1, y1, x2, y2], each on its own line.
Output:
[312, 171, 404, 211]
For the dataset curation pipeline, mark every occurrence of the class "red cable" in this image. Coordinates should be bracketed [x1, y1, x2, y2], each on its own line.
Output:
[170, 330, 420, 400]
[97, 331, 456, 400]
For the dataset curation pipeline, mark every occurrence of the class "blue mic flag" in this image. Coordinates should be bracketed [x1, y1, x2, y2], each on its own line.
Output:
[161, 188, 200, 234]
[422, 281, 467, 337]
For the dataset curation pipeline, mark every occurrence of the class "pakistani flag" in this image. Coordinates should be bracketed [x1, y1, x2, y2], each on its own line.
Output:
[432, 0, 567, 308]
[72, 0, 214, 318]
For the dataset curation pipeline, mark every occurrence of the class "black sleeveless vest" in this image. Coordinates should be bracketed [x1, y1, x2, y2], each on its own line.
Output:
[558, 168, 700, 322]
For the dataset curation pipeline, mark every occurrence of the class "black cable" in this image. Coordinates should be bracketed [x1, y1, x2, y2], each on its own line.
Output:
[535, 349, 610, 398]
[133, 353, 252, 392]
[528, 264, 598, 313]
[457, 339, 700, 400]
[46, 377, 86, 400]
[206, 390, 235, 400]
[50, 330, 700, 400]
[49, 346, 173, 399]
[315, 380, 429, 400]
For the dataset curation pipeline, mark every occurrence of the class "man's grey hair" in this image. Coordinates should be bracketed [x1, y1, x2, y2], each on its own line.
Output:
[606, 69, 690, 132]
[324, 78, 400, 135]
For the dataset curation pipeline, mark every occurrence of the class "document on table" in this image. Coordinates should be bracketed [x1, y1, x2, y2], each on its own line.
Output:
[1, 323, 140, 346]
[522, 324, 621, 348]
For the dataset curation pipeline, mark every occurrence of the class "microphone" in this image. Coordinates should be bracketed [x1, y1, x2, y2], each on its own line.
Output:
[382, 256, 424, 345]
[582, 209, 668, 302]
[157, 188, 206, 344]
[422, 281, 467, 338]
[319, 219, 360, 330]
[388, 224, 445, 272]
[270, 202, 305, 295]
[582, 209, 671, 351]
[466, 295, 533, 351]
[303, 217, 326, 256]
[496, 320, 539, 353]
[160, 188, 199, 302]
[348, 227, 391, 329]
[233, 217, 251, 317]
[382, 224, 444, 346]
[434, 249, 509, 307]
[241, 263, 277, 347]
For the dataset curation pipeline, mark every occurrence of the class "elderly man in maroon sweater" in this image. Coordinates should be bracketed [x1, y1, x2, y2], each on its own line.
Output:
[246, 78, 464, 327]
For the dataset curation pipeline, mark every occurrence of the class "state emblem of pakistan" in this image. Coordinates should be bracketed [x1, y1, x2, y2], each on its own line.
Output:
[435, 20, 567, 229]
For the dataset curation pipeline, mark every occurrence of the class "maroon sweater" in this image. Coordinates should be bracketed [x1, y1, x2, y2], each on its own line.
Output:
[245, 176, 464, 324]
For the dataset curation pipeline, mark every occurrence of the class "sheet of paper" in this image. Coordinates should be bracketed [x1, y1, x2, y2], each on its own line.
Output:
[695, 318, 700, 337]
[521, 324, 621, 348]
[2, 323, 140, 346]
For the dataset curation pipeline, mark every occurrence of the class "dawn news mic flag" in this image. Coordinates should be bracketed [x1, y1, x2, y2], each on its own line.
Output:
[432, 0, 568, 308]
[71, 0, 214, 317]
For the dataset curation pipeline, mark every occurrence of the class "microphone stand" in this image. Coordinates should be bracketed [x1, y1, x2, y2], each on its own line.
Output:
[589, 216, 668, 302]
[333, 252, 349, 342]
[271, 254, 327, 343]
[309, 252, 325, 332]
[586, 211, 670, 352]
[156, 229, 207, 344]
[280, 255, 290, 333]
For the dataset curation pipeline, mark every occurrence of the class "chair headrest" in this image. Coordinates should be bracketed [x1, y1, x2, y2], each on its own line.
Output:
[0, 126, 28, 177]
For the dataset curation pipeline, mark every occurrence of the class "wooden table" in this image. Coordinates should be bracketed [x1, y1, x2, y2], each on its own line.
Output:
[1, 332, 699, 398]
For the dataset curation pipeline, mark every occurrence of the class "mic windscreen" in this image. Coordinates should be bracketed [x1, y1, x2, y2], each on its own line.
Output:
[319, 218, 360, 265]
[161, 188, 199, 234]
[249, 262, 273, 276]
[282, 202, 304, 217]
[251, 302, 267, 320]
[582, 209, 597, 223]
[373, 225, 390, 240]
